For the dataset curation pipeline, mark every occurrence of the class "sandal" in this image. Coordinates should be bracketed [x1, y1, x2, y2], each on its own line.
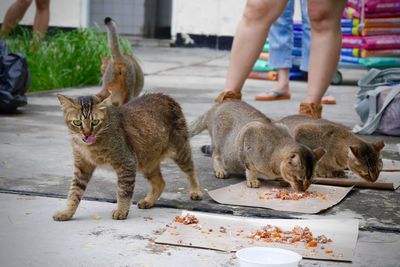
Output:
[299, 102, 322, 118]
[255, 90, 291, 101]
[215, 91, 242, 103]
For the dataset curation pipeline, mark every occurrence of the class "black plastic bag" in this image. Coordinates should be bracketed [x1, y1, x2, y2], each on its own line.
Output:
[0, 38, 30, 113]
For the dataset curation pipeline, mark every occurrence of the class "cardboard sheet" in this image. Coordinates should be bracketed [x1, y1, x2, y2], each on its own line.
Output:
[155, 211, 359, 262]
[313, 171, 400, 190]
[207, 181, 353, 214]
[382, 159, 400, 172]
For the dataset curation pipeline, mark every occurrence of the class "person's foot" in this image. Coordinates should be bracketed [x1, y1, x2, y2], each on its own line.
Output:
[255, 90, 291, 101]
[215, 91, 242, 103]
[321, 95, 336, 105]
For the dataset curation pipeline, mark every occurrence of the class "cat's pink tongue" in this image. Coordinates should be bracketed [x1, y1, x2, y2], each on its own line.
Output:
[85, 135, 96, 144]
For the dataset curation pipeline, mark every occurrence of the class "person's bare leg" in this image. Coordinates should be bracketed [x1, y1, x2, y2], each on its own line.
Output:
[33, 0, 49, 38]
[222, 0, 288, 94]
[305, 0, 346, 104]
[0, 0, 33, 37]
[273, 68, 290, 93]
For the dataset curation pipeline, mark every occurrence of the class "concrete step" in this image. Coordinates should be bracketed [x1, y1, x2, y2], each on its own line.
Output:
[122, 35, 172, 48]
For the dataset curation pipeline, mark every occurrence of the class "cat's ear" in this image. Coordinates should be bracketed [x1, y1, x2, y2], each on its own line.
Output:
[57, 94, 76, 111]
[373, 140, 385, 152]
[349, 145, 360, 158]
[97, 96, 112, 110]
[288, 153, 300, 166]
[313, 147, 326, 162]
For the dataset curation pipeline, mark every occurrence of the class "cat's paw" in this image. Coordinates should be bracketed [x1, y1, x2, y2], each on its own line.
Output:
[137, 199, 155, 209]
[247, 179, 260, 188]
[190, 190, 203, 201]
[315, 169, 334, 178]
[279, 180, 291, 187]
[112, 209, 129, 220]
[53, 210, 73, 221]
[215, 169, 229, 179]
[332, 170, 347, 178]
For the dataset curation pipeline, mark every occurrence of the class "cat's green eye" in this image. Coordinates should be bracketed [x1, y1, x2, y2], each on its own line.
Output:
[92, 119, 100, 126]
[72, 120, 82, 127]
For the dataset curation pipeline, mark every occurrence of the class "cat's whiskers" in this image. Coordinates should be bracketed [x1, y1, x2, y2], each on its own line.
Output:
[95, 124, 112, 137]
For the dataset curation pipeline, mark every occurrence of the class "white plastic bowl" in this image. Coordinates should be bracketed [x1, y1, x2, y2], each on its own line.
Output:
[236, 247, 302, 267]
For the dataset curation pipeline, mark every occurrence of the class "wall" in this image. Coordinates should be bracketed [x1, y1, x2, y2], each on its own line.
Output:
[90, 0, 145, 35]
[171, 0, 245, 37]
[0, 0, 88, 28]
[171, 0, 302, 37]
[0, 0, 148, 35]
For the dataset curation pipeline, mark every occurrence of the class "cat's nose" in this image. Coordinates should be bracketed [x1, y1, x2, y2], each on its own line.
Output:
[82, 129, 91, 137]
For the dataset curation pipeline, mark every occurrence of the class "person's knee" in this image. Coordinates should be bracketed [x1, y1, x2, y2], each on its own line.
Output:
[308, 4, 338, 32]
[17, 0, 33, 9]
[243, 0, 271, 23]
[35, 0, 49, 11]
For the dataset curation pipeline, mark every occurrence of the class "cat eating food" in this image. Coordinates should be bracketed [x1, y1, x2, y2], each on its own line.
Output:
[97, 17, 144, 106]
[54, 93, 203, 221]
[279, 115, 385, 182]
[190, 100, 325, 192]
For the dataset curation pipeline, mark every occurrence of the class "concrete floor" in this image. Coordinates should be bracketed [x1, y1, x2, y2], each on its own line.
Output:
[1, 193, 400, 267]
[0, 46, 399, 267]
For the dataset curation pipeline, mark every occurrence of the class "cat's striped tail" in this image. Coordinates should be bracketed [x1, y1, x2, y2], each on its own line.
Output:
[188, 112, 208, 138]
[104, 17, 123, 61]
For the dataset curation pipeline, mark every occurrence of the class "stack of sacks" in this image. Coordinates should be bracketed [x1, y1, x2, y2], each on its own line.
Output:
[341, 0, 400, 68]
[249, 42, 278, 81]
[249, 22, 307, 81]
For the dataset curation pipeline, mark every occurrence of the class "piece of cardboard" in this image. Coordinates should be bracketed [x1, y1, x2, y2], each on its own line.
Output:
[313, 171, 400, 190]
[155, 211, 359, 262]
[207, 181, 353, 214]
[382, 159, 400, 172]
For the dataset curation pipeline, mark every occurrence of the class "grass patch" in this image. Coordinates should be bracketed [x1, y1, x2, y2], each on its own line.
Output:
[6, 27, 132, 92]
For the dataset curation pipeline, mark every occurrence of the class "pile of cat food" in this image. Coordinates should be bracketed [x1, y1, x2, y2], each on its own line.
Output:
[248, 224, 332, 248]
[175, 214, 199, 225]
[259, 189, 327, 201]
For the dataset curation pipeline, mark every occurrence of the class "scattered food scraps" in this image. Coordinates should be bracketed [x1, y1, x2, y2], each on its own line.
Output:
[236, 229, 244, 236]
[259, 189, 327, 201]
[219, 226, 227, 233]
[175, 214, 199, 225]
[248, 225, 332, 249]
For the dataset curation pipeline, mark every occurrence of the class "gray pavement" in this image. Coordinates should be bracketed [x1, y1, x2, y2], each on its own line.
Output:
[1, 193, 400, 267]
[0, 46, 399, 266]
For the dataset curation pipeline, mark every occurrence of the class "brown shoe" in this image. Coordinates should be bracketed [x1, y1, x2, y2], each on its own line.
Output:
[215, 91, 242, 103]
[299, 102, 322, 118]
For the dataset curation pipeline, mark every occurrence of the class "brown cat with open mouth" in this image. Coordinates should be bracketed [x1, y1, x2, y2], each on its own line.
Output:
[54, 93, 202, 221]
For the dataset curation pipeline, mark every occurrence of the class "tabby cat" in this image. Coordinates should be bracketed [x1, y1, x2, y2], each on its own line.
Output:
[97, 17, 144, 106]
[279, 115, 385, 181]
[190, 101, 325, 192]
[53, 93, 203, 221]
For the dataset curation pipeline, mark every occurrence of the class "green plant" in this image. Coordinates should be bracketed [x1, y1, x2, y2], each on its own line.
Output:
[6, 27, 132, 92]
